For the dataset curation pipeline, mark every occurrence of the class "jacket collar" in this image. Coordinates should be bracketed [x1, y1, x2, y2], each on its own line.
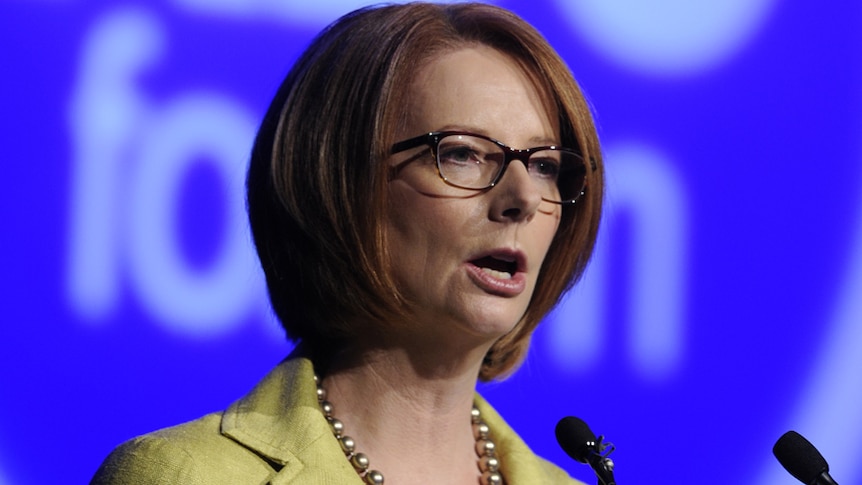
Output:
[219, 355, 362, 483]
[219, 354, 575, 484]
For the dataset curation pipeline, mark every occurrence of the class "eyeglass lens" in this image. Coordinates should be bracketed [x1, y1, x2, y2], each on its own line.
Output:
[435, 134, 586, 203]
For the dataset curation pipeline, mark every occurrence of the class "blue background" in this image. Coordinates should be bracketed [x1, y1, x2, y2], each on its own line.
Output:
[2, 1, 861, 483]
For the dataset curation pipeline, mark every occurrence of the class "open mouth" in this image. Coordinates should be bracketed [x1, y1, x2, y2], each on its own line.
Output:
[471, 255, 518, 280]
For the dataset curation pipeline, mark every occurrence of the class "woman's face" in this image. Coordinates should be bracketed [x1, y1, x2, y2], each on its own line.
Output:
[385, 45, 562, 346]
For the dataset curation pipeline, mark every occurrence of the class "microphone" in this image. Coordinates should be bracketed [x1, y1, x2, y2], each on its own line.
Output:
[555, 416, 617, 485]
[773, 430, 839, 485]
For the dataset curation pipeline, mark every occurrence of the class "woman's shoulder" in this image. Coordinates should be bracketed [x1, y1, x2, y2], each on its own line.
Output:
[499, 435, 588, 485]
[90, 412, 275, 485]
[532, 454, 588, 484]
[89, 356, 350, 485]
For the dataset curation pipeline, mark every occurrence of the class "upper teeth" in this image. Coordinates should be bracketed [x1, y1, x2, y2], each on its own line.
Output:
[481, 267, 513, 279]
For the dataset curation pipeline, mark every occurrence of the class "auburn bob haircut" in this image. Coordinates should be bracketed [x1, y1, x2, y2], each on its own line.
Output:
[246, 2, 603, 380]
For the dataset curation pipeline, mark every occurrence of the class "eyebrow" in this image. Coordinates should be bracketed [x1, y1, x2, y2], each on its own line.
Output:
[435, 124, 560, 147]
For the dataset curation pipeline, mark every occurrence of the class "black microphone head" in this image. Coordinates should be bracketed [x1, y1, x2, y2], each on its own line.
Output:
[773, 430, 830, 484]
[555, 416, 597, 464]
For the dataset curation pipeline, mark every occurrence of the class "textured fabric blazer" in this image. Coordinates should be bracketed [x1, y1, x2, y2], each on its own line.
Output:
[91, 357, 584, 484]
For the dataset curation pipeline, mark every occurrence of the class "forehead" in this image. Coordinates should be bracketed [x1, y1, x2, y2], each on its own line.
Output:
[402, 45, 559, 140]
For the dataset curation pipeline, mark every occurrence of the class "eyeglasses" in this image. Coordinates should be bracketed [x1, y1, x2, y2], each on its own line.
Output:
[391, 131, 593, 205]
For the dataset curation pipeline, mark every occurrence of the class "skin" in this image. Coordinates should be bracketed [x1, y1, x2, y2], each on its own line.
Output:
[321, 45, 562, 484]
[386, 45, 562, 354]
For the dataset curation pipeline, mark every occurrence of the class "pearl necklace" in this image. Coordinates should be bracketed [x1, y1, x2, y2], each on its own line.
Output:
[314, 374, 504, 485]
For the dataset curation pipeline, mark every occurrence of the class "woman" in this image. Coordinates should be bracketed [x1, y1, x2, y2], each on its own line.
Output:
[92, 2, 603, 484]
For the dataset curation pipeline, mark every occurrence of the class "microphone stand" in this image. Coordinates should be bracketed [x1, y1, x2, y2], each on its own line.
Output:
[585, 435, 617, 485]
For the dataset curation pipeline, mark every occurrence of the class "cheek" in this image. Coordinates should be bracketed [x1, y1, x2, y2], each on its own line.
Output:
[384, 187, 449, 268]
[384, 196, 461, 302]
[386, 186, 430, 243]
[535, 209, 562, 254]
[527, 213, 563, 281]
[387, 183, 479, 238]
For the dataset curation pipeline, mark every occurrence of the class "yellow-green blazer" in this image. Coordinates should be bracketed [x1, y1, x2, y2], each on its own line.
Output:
[91, 357, 583, 484]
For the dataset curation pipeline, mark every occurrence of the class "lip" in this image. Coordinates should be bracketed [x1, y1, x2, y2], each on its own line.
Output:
[465, 248, 528, 297]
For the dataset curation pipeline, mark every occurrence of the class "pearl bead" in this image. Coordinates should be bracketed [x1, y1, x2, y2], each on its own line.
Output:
[321, 400, 333, 417]
[473, 422, 490, 439]
[351, 452, 370, 471]
[479, 455, 500, 473]
[475, 439, 496, 457]
[481, 471, 503, 485]
[328, 418, 344, 437]
[339, 436, 356, 454]
[471, 406, 482, 424]
[364, 470, 384, 484]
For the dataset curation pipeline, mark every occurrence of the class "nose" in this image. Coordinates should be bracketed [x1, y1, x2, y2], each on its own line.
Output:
[489, 158, 544, 222]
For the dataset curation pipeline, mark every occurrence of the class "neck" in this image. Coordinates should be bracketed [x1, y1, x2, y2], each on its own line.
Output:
[319, 343, 492, 484]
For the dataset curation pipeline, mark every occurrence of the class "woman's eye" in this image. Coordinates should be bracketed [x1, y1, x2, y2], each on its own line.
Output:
[530, 158, 561, 179]
[440, 146, 481, 164]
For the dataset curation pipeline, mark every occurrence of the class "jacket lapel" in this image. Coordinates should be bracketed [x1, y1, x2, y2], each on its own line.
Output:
[219, 356, 362, 484]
